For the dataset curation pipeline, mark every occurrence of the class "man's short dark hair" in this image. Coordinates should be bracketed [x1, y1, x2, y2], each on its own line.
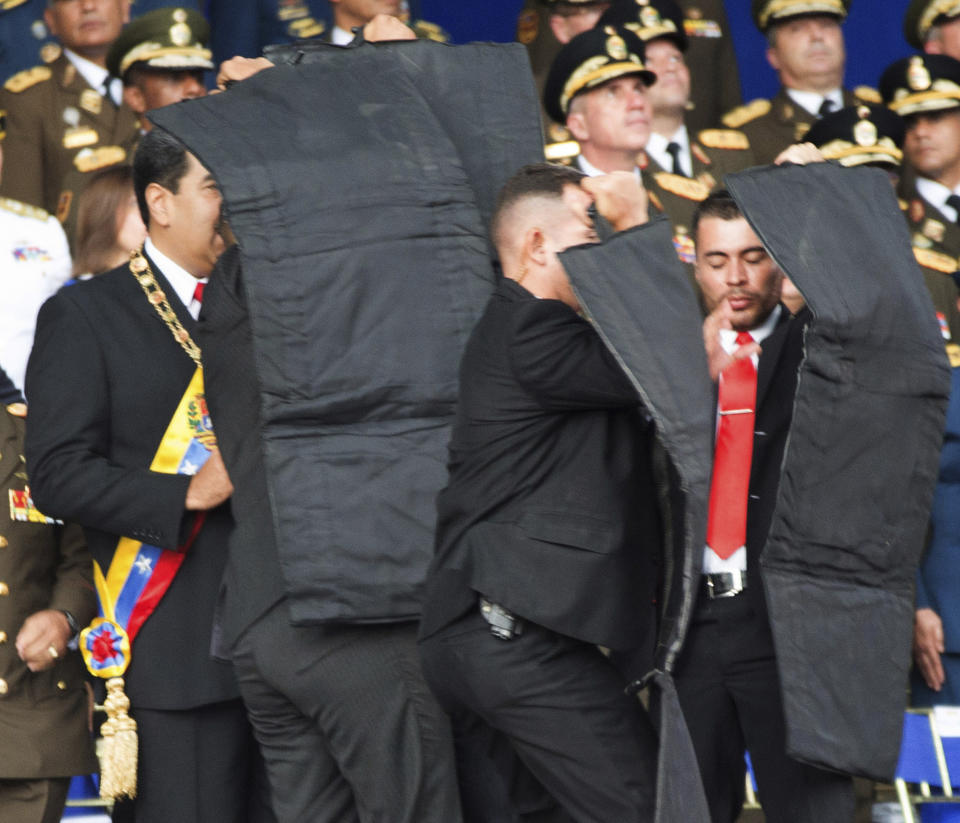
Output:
[692, 189, 743, 240]
[133, 128, 190, 227]
[491, 163, 586, 250]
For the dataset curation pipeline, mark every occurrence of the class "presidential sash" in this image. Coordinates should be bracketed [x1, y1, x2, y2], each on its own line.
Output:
[79, 365, 214, 799]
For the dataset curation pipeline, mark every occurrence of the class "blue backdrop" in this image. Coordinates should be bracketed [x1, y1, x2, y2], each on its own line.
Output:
[421, 0, 914, 101]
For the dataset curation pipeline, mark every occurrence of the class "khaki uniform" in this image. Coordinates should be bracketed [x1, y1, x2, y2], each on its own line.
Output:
[521, 0, 742, 139]
[0, 404, 97, 790]
[723, 86, 881, 165]
[0, 52, 138, 217]
[641, 128, 755, 259]
[680, 0, 742, 132]
[899, 181, 960, 345]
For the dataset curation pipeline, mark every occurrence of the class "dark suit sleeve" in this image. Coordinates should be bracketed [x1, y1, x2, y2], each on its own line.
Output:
[508, 298, 640, 411]
[25, 291, 192, 551]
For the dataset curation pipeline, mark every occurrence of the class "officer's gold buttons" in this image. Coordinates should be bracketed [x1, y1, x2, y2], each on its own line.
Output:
[0, 679, 7, 695]
[0, 631, 6, 644]
[0, 583, 8, 596]
[0, 536, 7, 548]
[57, 680, 67, 691]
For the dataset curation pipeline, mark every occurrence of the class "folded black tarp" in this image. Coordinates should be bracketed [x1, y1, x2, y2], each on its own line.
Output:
[727, 162, 951, 780]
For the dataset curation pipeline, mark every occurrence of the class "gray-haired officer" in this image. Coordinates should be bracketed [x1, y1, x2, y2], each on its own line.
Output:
[723, 0, 879, 164]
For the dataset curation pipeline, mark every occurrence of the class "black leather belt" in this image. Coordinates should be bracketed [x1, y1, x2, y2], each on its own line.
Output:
[703, 571, 748, 599]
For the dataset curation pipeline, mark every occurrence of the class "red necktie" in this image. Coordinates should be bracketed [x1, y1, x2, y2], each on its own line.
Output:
[192, 281, 205, 305]
[706, 332, 757, 559]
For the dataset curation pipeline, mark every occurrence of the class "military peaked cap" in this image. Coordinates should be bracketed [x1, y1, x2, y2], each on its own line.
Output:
[880, 53, 960, 116]
[543, 24, 654, 123]
[597, 0, 687, 51]
[107, 7, 213, 80]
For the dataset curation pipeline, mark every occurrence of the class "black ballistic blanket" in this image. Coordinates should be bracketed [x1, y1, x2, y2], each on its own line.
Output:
[150, 40, 544, 623]
[560, 217, 714, 823]
[727, 163, 951, 779]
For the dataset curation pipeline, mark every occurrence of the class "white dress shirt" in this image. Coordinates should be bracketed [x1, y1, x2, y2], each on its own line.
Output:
[646, 126, 692, 178]
[64, 48, 122, 106]
[786, 88, 843, 118]
[144, 238, 207, 320]
[917, 177, 960, 224]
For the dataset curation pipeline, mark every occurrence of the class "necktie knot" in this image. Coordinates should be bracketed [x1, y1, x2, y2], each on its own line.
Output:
[192, 281, 205, 305]
[946, 194, 960, 226]
[666, 141, 686, 177]
[735, 331, 754, 346]
[818, 98, 835, 117]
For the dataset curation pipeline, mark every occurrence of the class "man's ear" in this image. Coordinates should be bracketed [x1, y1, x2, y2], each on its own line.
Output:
[566, 111, 589, 143]
[524, 226, 549, 268]
[144, 182, 171, 229]
[765, 45, 781, 73]
[43, 7, 59, 40]
[123, 85, 146, 117]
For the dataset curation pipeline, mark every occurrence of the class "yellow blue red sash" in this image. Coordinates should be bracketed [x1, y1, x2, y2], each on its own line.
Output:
[80, 368, 216, 679]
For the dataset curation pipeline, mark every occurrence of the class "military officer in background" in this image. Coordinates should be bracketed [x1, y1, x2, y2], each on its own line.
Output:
[905, 0, 960, 61]
[0, 0, 138, 220]
[0, 388, 98, 823]
[55, 5, 211, 238]
[881, 53, 960, 345]
[0, 0, 193, 85]
[542, 25, 654, 178]
[523, 0, 741, 141]
[0, 136, 72, 397]
[723, 0, 880, 165]
[597, 0, 753, 269]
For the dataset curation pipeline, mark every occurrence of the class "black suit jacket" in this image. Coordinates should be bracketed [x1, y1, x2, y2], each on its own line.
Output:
[419, 278, 662, 656]
[742, 306, 809, 618]
[24, 255, 239, 710]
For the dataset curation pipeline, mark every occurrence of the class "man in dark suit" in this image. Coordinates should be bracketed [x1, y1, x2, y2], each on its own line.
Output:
[24, 129, 271, 823]
[674, 182, 854, 823]
[418, 163, 663, 823]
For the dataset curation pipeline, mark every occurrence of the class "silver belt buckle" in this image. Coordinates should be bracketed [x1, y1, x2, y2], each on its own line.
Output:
[704, 570, 747, 599]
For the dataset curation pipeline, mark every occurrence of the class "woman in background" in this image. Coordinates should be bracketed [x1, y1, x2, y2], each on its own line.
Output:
[71, 166, 146, 279]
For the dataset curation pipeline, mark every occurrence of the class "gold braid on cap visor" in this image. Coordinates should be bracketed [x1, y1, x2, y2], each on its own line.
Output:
[758, 0, 846, 29]
[560, 55, 646, 116]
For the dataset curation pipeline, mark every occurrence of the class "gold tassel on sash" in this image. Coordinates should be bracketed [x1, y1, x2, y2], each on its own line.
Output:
[99, 677, 138, 799]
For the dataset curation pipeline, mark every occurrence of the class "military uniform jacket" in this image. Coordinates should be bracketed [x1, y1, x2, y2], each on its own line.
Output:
[0, 52, 138, 216]
[641, 130, 755, 266]
[24, 257, 240, 711]
[725, 87, 875, 166]
[680, 0, 742, 133]
[0, 404, 98, 780]
[899, 176, 960, 345]
[0, 195, 71, 393]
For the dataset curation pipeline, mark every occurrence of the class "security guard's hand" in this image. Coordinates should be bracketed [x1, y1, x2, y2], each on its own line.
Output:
[364, 14, 417, 42]
[216, 56, 274, 92]
[16, 609, 71, 672]
[774, 142, 825, 166]
[580, 172, 649, 232]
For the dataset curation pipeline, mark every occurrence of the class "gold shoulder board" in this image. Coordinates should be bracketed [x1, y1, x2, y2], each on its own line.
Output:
[853, 85, 882, 104]
[653, 172, 710, 201]
[4, 65, 51, 94]
[914, 246, 959, 274]
[0, 196, 49, 221]
[698, 129, 750, 150]
[544, 140, 581, 164]
[73, 145, 127, 173]
[413, 20, 449, 42]
[721, 98, 771, 129]
[948, 343, 960, 368]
